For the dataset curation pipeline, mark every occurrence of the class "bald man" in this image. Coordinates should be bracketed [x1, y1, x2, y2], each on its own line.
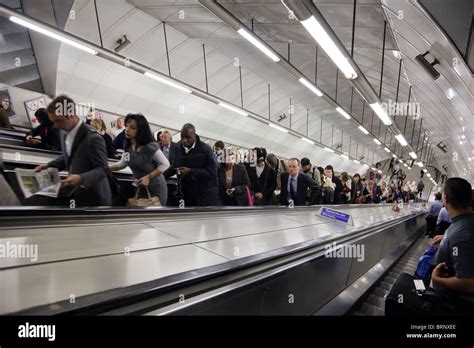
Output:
[173, 123, 219, 206]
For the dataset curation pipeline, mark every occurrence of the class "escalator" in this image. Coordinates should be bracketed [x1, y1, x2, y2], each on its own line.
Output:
[0, 204, 426, 315]
[352, 234, 428, 315]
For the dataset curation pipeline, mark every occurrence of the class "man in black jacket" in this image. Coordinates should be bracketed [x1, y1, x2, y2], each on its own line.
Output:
[247, 147, 276, 205]
[174, 123, 219, 206]
[280, 158, 320, 206]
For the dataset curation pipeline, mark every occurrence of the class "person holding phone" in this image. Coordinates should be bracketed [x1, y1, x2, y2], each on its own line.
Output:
[173, 123, 219, 206]
[218, 147, 251, 206]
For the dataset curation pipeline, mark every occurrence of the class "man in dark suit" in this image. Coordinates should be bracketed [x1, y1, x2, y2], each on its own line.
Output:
[173, 123, 219, 206]
[280, 158, 320, 206]
[34, 95, 111, 206]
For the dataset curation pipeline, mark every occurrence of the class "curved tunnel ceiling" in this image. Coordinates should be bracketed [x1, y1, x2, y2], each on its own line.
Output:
[49, 0, 472, 182]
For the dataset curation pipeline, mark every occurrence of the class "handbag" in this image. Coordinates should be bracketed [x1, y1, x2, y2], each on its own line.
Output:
[355, 195, 366, 204]
[127, 186, 161, 207]
[245, 186, 254, 206]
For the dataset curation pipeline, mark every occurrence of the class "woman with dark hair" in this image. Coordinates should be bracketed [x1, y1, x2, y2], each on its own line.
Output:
[109, 114, 170, 205]
[25, 108, 61, 150]
[351, 173, 367, 203]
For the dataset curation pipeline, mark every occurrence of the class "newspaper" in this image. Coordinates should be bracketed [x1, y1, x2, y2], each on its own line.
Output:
[15, 168, 61, 199]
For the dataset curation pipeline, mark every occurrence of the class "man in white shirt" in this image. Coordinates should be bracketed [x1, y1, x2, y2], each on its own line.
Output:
[34, 95, 111, 206]
[109, 117, 124, 140]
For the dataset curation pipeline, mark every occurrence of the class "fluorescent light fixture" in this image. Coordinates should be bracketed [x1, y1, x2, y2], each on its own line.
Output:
[340, 154, 349, 159]
[446, 88, 455, 100]
[237, 28, 280, 62]
[299, 77, 323, 97]
[218, 102, 248, 116]
[395, 134, 408, 146]
[384, 147, 390, 153]
[416, 162, 424, 168]
[392, 154, 398, 158]
[402, 163, 408, 168]
[353, 159, 360, 164]
[10, 16, 98, 55]
[301, 137, 315, 145]
[324, 147, 335, 153]
[369, 102, 392, 126]
[373, 138, 381, 145]
[378, 170, 382, 174]
[363, 163, 369, 167]
[371, 167, 377, 171]
[144, 72, 192, 93]
[409, 152, 418, 159]
[358, 125, 369, 135]
[407, 166, 412, 170]
[300, 16, 357, 79]
[269, 123, 288, 133]
[423, 169, 428, 173]
[336, 107, 351, 120]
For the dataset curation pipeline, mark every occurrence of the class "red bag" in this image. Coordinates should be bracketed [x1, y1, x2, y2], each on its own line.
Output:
[245, 186, 254, 206]
[355, 196, 367, 204]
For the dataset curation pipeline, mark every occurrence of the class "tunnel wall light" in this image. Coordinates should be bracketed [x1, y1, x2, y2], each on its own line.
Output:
[395, 134, 408, 146]
[336, 107, 351, 120]
[218, 102, 248, 116]
[369, 102, 392, 126]
[300, 16, 357, 79]
[409, 152, 418, 159]
[144, 72, 192, 93]
[358, 125, 369, 135]
[299, 77, 323, 97]
[269, 123, 288, 133]
[10, 16, 98, 55]
[373, 138, 381, 145]
[237, 28, 280, 62]
[384, 147, 390, 153]
[324, 147, 335, 153]
[301, 137, 315, 144]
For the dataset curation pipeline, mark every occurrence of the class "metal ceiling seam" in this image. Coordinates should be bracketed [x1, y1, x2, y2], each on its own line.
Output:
[282, 0, 426, 163]
[199, 0, 392, 163]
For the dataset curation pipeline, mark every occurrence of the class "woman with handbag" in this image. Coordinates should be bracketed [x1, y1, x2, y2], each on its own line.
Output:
[218, 147, 252, 206]
[109, 114, 169, 206]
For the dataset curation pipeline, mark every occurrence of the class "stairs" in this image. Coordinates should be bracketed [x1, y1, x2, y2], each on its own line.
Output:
[352, 234, 428, 316]
[0, 0, 44, 93]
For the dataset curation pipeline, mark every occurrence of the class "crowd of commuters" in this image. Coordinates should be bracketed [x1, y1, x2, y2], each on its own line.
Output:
[23, 94, 438, 208]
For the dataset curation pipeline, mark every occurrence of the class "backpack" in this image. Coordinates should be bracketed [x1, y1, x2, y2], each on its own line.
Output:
[414, 245, 436, 285]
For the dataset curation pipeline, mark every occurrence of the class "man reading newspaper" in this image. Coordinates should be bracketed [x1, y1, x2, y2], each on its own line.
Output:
[33, 95, 111, 206]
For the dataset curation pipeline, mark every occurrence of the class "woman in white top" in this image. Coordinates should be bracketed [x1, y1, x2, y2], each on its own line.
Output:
[109, 114, 170, 205]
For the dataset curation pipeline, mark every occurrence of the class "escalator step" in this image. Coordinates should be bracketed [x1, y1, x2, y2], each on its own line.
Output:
[372, 287, 389, 298]
[359, 302, 384, 316]
[365, 294, 385, 308]
[379, 281, 393, 291]
[384, 275, 399, 284]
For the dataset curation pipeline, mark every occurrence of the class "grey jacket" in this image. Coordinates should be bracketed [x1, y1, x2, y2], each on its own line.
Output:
[48, 122, 112, 206]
